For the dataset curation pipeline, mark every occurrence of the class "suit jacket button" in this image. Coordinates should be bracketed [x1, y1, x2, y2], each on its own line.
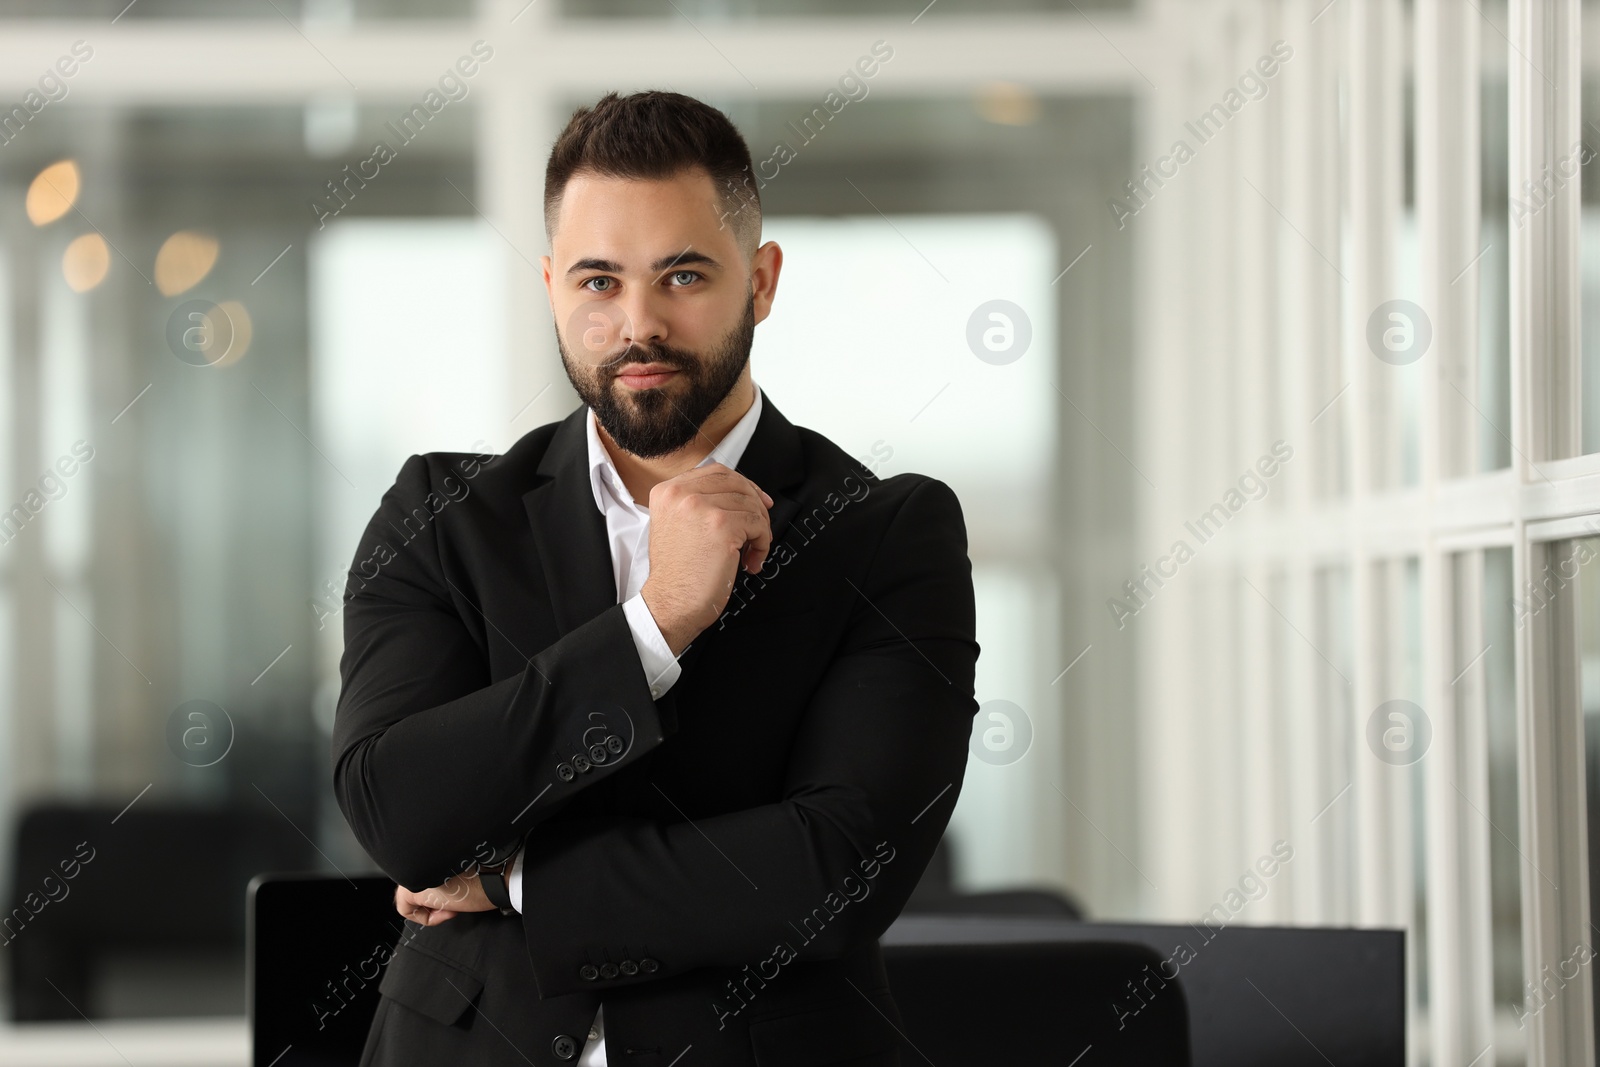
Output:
[573, 754, 592, 773]
[588, 744, 608, 764]
[639, 957, 659, 973]
[557, 762, 575, 782]
[619, 959, 638, 976]
[599, 962, 619, 979]
[605, 735, 624, 754]
[578, 964, 599, 981]
[552, 1034, 579, 1060]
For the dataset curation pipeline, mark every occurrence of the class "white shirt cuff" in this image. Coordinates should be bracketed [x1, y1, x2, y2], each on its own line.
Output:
[506, 843, 524, 913]
[623, 592, 682, 700]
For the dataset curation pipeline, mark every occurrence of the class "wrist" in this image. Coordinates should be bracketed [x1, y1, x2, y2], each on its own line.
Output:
[640, 583, 691, 656]
[479, 858, 515, 914]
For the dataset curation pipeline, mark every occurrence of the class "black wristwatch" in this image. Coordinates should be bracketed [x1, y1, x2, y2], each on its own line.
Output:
[480, 858, 514, 915]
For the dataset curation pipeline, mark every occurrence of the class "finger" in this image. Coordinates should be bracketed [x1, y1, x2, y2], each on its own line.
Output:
[736, 506, 774, 574]
[696, 467, 771, 508]
[741, 529, 773, 575]
[703, 503, 772, 574]
[686, 490, 772, 516]
[426, 909, 459, 926]
[679, 466, 773, 508]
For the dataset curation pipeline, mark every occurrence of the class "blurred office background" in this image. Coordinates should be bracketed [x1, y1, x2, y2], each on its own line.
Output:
[0, 0, 1597, 1065]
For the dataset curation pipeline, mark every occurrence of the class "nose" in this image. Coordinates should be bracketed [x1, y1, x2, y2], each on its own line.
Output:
[615, 287, 668, 353]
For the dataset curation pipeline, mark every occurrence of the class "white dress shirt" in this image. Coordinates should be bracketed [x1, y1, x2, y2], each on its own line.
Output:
[505, 382, 765, 1065]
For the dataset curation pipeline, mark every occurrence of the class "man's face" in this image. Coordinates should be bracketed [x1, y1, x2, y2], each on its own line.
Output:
[541, 166, 777, 459]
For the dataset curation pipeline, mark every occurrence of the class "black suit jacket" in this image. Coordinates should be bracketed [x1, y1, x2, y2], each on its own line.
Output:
[332, 393, 980, 1066]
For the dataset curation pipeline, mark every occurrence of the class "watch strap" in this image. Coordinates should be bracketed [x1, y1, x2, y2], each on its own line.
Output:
[480, 859, 513, 913]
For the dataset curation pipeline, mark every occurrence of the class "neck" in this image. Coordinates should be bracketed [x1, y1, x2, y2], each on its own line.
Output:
[600, 374, 756, 507]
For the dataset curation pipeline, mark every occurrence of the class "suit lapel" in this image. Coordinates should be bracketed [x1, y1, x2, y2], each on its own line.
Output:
[731, 390, 805, 550]
[521, 404, 616, 639]
[521, 393, 808, 670]
[677, 392, 807, 671]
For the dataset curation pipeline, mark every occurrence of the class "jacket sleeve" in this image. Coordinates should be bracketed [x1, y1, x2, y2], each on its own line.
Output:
[513, 477, 980, 999]
[331, 453, 674, 892]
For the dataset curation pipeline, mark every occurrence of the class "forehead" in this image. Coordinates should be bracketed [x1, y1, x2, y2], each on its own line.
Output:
[553, 168, 727, 259]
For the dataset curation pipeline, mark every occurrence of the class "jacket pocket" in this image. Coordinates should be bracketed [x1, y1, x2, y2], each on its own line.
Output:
[747, 990, 899, 1066]
[377, 937, 485, 1028]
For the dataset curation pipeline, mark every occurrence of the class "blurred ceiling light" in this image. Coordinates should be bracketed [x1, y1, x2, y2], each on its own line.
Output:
[26, 160, 80, 226]
[304, 92, 359, 158]
[208, 300, 253, 367]
[303, 0, 355, 26]
[62, 233, 109, 292]
[155, 230, 220, 296]
[976, 83, 1040, 126]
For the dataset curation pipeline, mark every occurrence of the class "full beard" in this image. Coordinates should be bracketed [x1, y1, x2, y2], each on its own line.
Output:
[559, 294, 756, 459]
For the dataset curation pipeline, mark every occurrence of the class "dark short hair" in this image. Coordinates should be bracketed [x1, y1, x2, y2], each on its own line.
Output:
[544, 90, 761, 260]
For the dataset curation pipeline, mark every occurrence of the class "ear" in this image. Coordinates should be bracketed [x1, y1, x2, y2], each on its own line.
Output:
[751, 241, 782, 326]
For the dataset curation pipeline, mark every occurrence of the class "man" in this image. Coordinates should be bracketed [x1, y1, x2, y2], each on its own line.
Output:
[333, 89, 980, 1066]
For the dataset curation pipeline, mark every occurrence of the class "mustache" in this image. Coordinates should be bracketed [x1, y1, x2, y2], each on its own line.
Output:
[603, 345, 688, 375]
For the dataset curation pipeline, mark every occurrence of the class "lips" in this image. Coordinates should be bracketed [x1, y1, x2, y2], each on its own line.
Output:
[616, 364, 679, 389]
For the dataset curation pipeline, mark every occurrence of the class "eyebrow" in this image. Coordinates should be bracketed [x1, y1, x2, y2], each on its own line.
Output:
[565, 249, 723, 278]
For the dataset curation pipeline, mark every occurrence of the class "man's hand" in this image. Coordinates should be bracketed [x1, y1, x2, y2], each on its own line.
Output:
[394, 869, 498, 926]
[640, 462, 773, 656]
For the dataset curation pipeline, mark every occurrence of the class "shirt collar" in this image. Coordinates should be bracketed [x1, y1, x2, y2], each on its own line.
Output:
[586, 381, 764, 513]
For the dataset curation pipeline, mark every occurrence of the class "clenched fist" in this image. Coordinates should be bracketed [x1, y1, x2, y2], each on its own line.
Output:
[639, 462, 773, 656]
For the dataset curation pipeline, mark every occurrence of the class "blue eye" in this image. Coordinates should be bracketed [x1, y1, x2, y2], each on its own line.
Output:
[583, 277, 613, 292]
[670, 270, 700, 286]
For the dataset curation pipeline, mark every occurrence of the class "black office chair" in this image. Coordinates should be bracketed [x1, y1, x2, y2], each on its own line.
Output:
[884, 915, 1406, 1067]
[5, 801, 314, 1021]
[884, 939, 1192, 1065]
[249, 873, 397, 1067]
